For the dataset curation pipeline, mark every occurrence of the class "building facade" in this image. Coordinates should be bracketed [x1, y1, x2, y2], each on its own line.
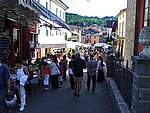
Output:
[116, 8, 127, 60]
[38, 0, 69, 57]
[0, 0, 39, 66]
[124, 0, 149, 67]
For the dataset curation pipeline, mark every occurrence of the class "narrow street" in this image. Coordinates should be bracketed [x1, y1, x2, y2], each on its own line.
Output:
[15, 71, 115, 113]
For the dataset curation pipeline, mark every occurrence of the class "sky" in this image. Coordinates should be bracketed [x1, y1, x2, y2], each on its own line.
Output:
[62, 0, 127, 17]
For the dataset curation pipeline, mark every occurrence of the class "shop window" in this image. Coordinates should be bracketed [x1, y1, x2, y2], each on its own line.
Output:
[34, 34, 38, 42]
[30, 33, 33, 41]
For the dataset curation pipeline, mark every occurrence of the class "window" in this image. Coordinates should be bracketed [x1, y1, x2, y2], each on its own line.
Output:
[38, 29, 40, 35]
[63, 12, 64, 20]
[56, 8, 58, 16]
[56, 30, 58, 35]
[144, 0, 149, 26]
[60, 31, 61, 35]
[122, 22, 124, 37]
[119, 23, 121, 36]
[50, 30, 51, 36]
[60, 10, 61, 18]
[46, 29, 48, 36]
[46, 2, 48, 9]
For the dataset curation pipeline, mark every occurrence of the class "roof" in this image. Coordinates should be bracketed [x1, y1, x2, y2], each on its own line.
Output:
[53, 0, 69, 10]
[82, 28, 100, 35]
[116, 8, 127, 17]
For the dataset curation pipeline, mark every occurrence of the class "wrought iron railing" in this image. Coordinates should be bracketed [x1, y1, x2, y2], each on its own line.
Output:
[106, 56, 134, 109]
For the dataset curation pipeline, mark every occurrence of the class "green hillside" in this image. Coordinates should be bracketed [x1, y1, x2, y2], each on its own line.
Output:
[65, 13, 106, 26]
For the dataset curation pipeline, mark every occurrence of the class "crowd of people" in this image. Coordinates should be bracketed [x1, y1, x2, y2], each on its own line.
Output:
[0, 48, 108, 113]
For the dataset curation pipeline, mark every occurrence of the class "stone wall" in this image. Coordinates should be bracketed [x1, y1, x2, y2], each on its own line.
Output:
[124, 0, 137, 68]
[131, 56, 150, 113]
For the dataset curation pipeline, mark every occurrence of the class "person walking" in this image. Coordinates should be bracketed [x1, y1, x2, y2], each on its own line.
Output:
[87, 54, 97, 92]
[59, 55, 68, 80]
[49, 55, 61, 89]
[0, 59, 11, 113]
[16, 59, 30, 111]
[72, 53, 86, 97]
[68, 55, 75, 90]
[41, 59, 51, 90]
[97, 56, 107, 83]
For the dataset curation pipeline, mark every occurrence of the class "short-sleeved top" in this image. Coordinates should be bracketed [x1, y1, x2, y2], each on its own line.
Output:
[49, 62, 61, 75]
[72, 58, 86, 77]
[87, 59, 97, 76]
[0, 64, 10, 90]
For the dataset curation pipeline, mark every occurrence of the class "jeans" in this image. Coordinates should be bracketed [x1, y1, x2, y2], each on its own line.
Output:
[18, 85, 26, 106]
[87, 72, 96, 91]
[43, 74, 49, 86]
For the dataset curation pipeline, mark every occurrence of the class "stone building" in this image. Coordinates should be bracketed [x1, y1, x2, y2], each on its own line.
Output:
[124, 0, 149, 68]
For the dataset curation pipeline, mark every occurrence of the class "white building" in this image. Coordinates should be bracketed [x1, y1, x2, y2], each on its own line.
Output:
[37, 0, 70, 57]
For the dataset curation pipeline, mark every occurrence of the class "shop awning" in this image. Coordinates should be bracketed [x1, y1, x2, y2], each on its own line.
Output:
[18, 0, 71, 31]
[39, 44, 66, 48]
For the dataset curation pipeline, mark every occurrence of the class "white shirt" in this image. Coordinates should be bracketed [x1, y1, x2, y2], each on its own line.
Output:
[17, 67, 28, 86]
[49, 62, 61, 75]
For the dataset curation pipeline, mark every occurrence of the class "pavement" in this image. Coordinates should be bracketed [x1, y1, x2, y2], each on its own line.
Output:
[14, 71, 115, 113]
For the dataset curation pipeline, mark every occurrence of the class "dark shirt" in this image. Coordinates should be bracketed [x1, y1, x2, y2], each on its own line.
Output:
[0, 65, 10, 90]
[69, 59, 74, 68]
[59, 59, 68, 70]
[72, 58, 86, 77]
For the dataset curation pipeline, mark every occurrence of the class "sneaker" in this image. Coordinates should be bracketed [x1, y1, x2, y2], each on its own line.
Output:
[19, 105, 24, 111]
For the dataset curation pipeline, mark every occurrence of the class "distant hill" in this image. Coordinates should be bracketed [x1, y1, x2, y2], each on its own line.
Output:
[65, 13, 116, 27]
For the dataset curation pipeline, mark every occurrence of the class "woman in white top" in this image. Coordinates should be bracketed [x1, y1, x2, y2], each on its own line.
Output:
[16, 60, 30, 111]
[49, 55, 61, 89]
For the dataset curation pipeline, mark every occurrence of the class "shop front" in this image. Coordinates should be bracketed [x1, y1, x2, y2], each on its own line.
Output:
[0, 0, 40, 66]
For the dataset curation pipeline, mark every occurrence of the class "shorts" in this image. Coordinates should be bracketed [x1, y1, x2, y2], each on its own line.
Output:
[74, 76, 83, 83]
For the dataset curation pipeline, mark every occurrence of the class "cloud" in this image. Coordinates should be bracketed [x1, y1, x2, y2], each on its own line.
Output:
[62, 0, 127, 17]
